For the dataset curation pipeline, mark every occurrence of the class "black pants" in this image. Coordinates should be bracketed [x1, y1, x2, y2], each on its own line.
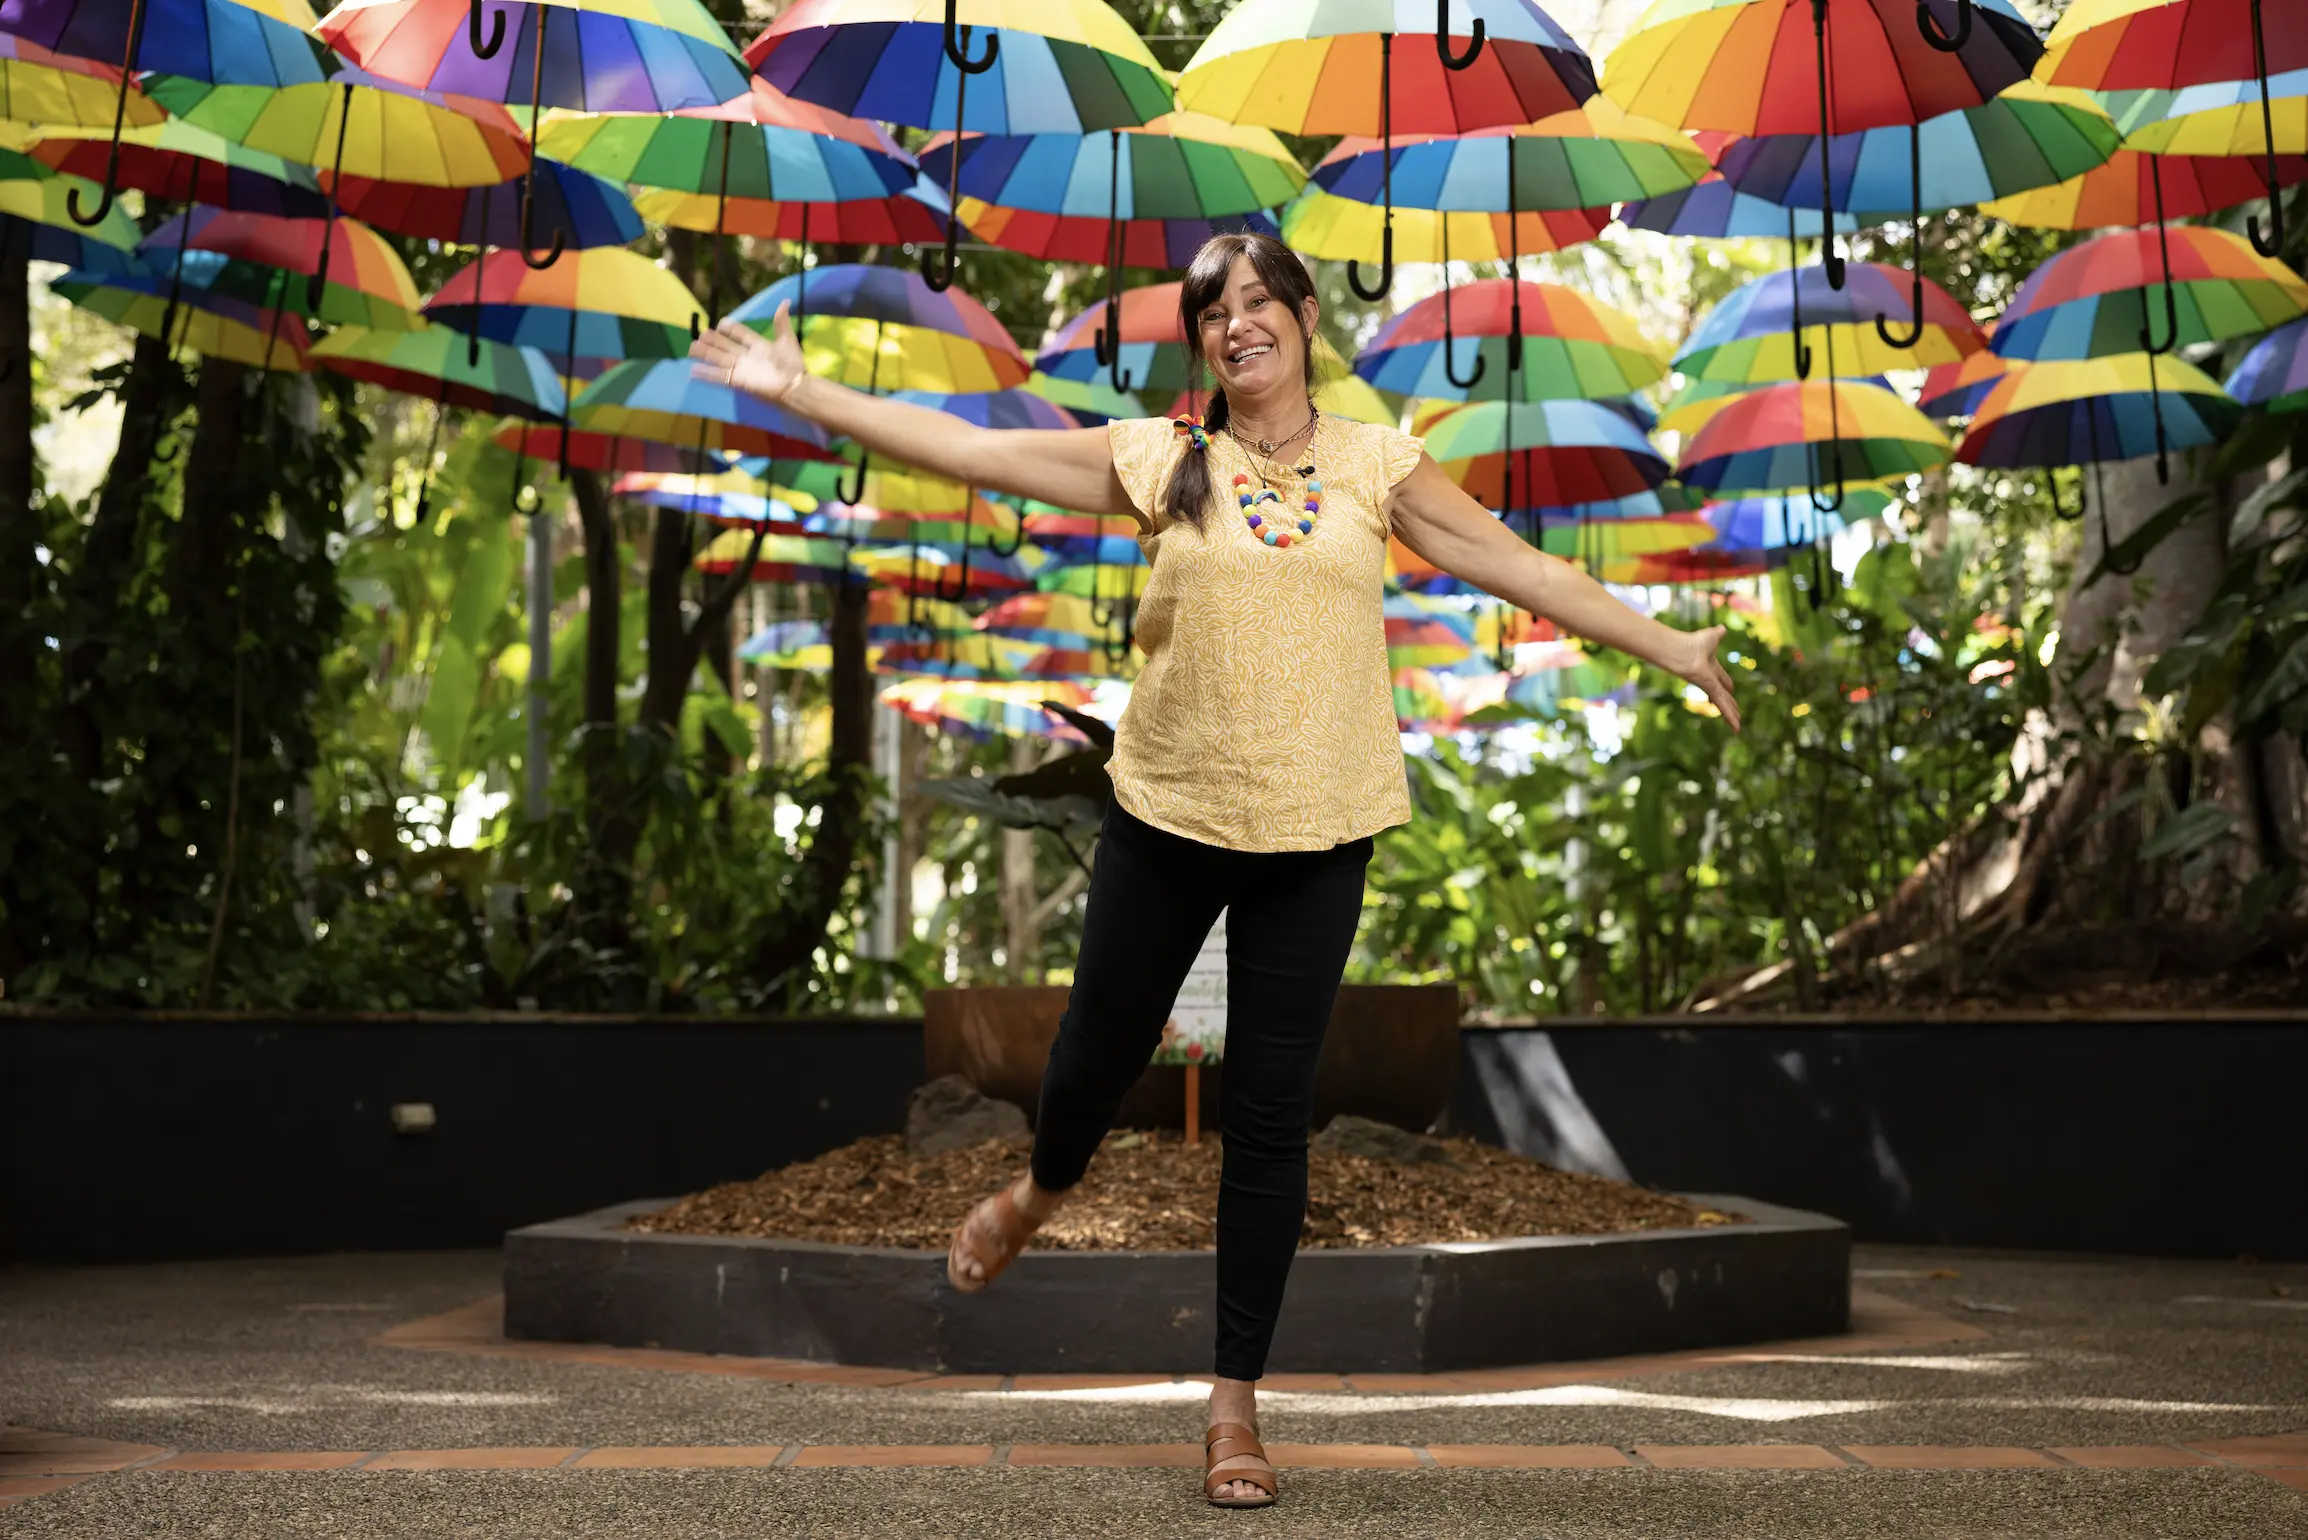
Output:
[1031, 799, 1374, 1382]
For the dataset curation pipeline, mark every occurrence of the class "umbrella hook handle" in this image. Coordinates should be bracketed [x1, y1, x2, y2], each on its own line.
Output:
[2137, 163, 2177, 355]
[2248, 0, 2287, 258]
[1787, 208, 1815, 379]
[307, 82, 356, 314]
[931, 511, 973, 602]
[1436, 0, 1485, 69]
[468, 0, 507, 59]
[68, 0, 149, 228]
[1808, 0, 1846, 291]
[836, 448, 870, 507]
[1347, 34, 1395, 302]
[1094, 135, 1135, 389]
[984, 496, 1024, 558]
[1439, 227, 1486, 389]
[519, 3, 566, 270]
[1874, 126, 1927, 349]
[1915, 0, 1970, 52]
[941, 0, 998, 73]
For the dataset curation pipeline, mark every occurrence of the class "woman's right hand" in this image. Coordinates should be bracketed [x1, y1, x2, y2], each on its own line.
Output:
[689, 301, 805, 408]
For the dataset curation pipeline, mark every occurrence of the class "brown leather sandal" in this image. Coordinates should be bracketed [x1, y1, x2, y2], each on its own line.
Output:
[945, 1186, 1041, 1293]
[1204, 1422, 1278, 1508]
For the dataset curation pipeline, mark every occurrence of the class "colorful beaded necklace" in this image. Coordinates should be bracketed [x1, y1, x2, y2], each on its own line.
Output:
[1228, 410, 1323, 549]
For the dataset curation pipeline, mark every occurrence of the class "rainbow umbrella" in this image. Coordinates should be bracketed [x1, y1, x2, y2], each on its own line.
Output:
[317, 0, 748, 268]
[889, 386, 1078, 433]
[424, 245, 705, 360]
[1391, 664, 1456, 728]
[695, 526, 858, 585]
[875, 628, 1047, 677]
[2118, 66, 2308, 156]
[1356, 279, 1666, 403]
[328, 158, 641, 247]
[876, 676, 1096, 744]
[1421, 397, 1671, 510]
[571, 356, 834, 460]
[1025, 367, 1139, 419]
[0, 157, 142, 277]
[1957, 352, 2239, 567]
[0, 34, 164, 128]
[748, 0, 1173, 293]
[1676, 260, 1989, 384]
[1990, 226, 2308, 360]
[1603, 0, 2042, 298]
[495, 419, 725, 473]
[1619, 170, 1858, 239]
[2039, 0, 2307, 255]
[729, 263, 1030, 399]
[1280, 182, 1606, 266]
[1677, 378, 1949, 510]
[312, 323, 562, 414]
[816, 495, 1029, 556]
[2224, 313, 2308, 413]
[1180, 0, 1599, 300]
[4, 0, 329, 222]
[1982, 145, 2308, 229]
[1917, 350, 2010, 418]
[1038, 279, 1185, 395]
[28, 117, 329, 215]
[1701, 487, 1886, 548]
[143, 68, 527, 187]
[52, 268, 313, 369]
[139, 206, 421, 329]
[976, 590, 1113, 647]
[739, 618, 835, 669]
[1384, 590, 1477, 669]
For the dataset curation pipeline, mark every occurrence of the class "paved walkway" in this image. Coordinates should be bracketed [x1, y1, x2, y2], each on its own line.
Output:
[2, 1245, 2303, 1536]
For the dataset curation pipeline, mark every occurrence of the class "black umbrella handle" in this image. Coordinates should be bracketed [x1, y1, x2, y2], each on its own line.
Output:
[68, 0, 148, 227]
[2248, 0, 2287, 258]
[1095, 134, 1135, 389]
[942, 0, 997, 72]
[519, 3, 566, 270]
[469, 0, 506, 58]
[920, 25, 978, 291]
[1436, 0, 1485, 68]
[1788, 208, 1814, 379]
[1915, 0, 1970, 52]
[1809, 0, 1845, 291]
[1347, 33, 1394, 302]
[1439, 226, 1486, 390]
[1874, 125, 1927, 349]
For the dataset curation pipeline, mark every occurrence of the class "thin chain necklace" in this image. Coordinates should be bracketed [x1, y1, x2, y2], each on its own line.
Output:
[1226, 402, 1324, 549]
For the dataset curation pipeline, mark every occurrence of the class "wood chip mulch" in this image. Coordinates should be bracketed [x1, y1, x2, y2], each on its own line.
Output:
[629, 1131, 1738, 1252]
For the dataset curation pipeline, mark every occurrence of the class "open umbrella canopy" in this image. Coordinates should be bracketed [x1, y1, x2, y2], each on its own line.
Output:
[816, 492, 1028, 553]
[2225, 315, 2308, 414]
[1038, 279, 1187, 392]
[876, 677, 1097, 744]
[730, 263, 1031, 393]
[886, 387, 1079, 433]
[850, 543, 1043, 599]
[140, 206, 421, 328]
[1918, 350, 2011, 418]
[312, 323, 564, 415]
[53, 269, 313, 368]
[1982, 145, 2308, 228]
[328, 159, 642, 246]
[144, 68, 528, 187]
[1176, 0, 1598, 136]
[0, 160, 142, 267]
[976, 590, 1117, 647]
[1701, 489, 1879, 548]
[1710, 80, 2120, 219]
[424, 246, 706, 360]
[2121, 74, 2308, 157]
[616, 474, 812, 528]
[1675, 261, 1988, 382]
[694, 527, 858, 584]
[1677, 378, 1950, 494]
[1990, 226, 2308, 360]
[0, 34, 165, 127]
[6, 0, 327, 87]
[317, 0, 749, 112]
[1522, 512, 1720, 561]
[1384, 590, 1478, 669]
[634, 171, 948, 246]
[1957, 353, 2239, 467]
[1280, 184, 1608, 265]
[29, 118, 330, 214]
[740, 618, 838, 669]
[747, 0, 1173, 134]
[2039, 0, 2308, 92]
[495, 420, 725, 472]
[1601, 0, 2042, 137]
[572, 356, 834, 458]
[1305, 98, 1708, 214]
[1422, 398, 1671, 507]
[1619, 169, 1860, 238]
[1356, 279, 1668, 402]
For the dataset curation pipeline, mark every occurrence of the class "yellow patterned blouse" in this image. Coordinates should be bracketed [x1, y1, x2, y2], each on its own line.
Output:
[1104, 413, 1425, 853]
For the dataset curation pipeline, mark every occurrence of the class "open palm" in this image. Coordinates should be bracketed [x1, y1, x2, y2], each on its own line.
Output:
[689, 302, 803, 404]
[1674, 624, 1743, 732]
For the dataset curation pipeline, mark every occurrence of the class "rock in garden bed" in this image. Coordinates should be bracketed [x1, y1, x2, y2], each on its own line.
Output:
[629, 1124, 1738, 1252]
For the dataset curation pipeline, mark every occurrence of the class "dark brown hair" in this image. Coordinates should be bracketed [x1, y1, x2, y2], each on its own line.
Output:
[1162, 233, 1321, 533]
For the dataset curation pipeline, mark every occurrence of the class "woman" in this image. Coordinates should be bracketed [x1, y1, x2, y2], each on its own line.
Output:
[692, 233, 1740, 1509]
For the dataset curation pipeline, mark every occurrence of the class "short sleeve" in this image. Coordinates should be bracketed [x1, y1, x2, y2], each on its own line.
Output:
[1377, 425, 1427, 492]
[1107, 416, 1183, 529]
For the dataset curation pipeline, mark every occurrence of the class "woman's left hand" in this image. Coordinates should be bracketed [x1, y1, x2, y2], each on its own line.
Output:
[1669, 625, 1742, 732]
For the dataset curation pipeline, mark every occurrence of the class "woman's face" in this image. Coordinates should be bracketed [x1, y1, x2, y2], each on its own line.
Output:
[1194, 253, 1319, 401]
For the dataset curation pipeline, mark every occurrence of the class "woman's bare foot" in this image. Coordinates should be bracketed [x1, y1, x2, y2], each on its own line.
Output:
[1206, 1376, 1265, 1504]
[949, 1173, 1067, 1289]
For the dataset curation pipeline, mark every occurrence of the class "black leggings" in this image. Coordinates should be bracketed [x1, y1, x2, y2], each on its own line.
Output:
[1031, 798, 1374, 1382]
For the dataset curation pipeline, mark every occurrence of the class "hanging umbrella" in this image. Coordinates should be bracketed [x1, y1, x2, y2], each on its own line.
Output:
[1701, 488, 1880, 549]
[1603, 0, 2042, 302]
[0, 33, 165, 128]
[1917, 350, 2011, 418]
[739, 617, 835, 670]
[496, 419, 725, 472]
[747, 0, 1173, 293]
[1619, 169, 1858, 238]
[327, 157, 642, 247]
[877, 676, 1096, 744]
[139, 206, 421, 329]
[52, 267, 313, 368]
[1179, 0, 1599, 300]
[1355, 279, 1667, 403]
[888, 387, 1078, 434]
[1421, 397, 1671, 509]
[1025, 367, 1140, 419]
[1982, 144, 2308, 229]
[1676, 260, 1989, 384]
[1990, 226, 2308, 361]
[2225, 313, 2308, 413]
[694, 526, 859, 584]
[143, 68, 526, 187]
[977, 590, 1114, 647]
[312, 323, 561, 413]
[28, 117, 330, 215]
[0, 158, 142, 279]
[4, 0, 329, 223]
[1038, 279, 1186, 395]
[2116, 66, 2308, 157]
[571, 356, 834, 460]
[1677, 378, 1950, 510]
[425, 244, 706, 358]
[1958, 352, 2239, 571]
[2039, 0, 2308, 256]
[729, 263, 1031, 400]
[317, 0, 749, 267]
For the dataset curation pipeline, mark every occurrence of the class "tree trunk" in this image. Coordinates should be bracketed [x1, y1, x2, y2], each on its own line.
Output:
[0, 252, 34, 979]
[172, 359, 250, 619]
[701, 601, 736, 788]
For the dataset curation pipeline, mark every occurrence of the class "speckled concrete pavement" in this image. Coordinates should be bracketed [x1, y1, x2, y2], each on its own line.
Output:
[2, 1244, 2303, 1536]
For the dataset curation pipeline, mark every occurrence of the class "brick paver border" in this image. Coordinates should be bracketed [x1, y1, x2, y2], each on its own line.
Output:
[372, 1286, 1988, 1395]
[4, 1426, 2304, 1508]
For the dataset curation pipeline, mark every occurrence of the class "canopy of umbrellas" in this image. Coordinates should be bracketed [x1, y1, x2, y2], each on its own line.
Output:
[5, 0, 2304, 744]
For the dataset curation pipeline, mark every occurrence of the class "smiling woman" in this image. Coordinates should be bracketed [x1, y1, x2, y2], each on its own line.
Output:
[686, 228, 1740, 1513]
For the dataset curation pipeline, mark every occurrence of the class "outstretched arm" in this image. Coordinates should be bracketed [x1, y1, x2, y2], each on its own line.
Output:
[689, 303, 1141, 526]
[1385, 454, 1743, 731]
